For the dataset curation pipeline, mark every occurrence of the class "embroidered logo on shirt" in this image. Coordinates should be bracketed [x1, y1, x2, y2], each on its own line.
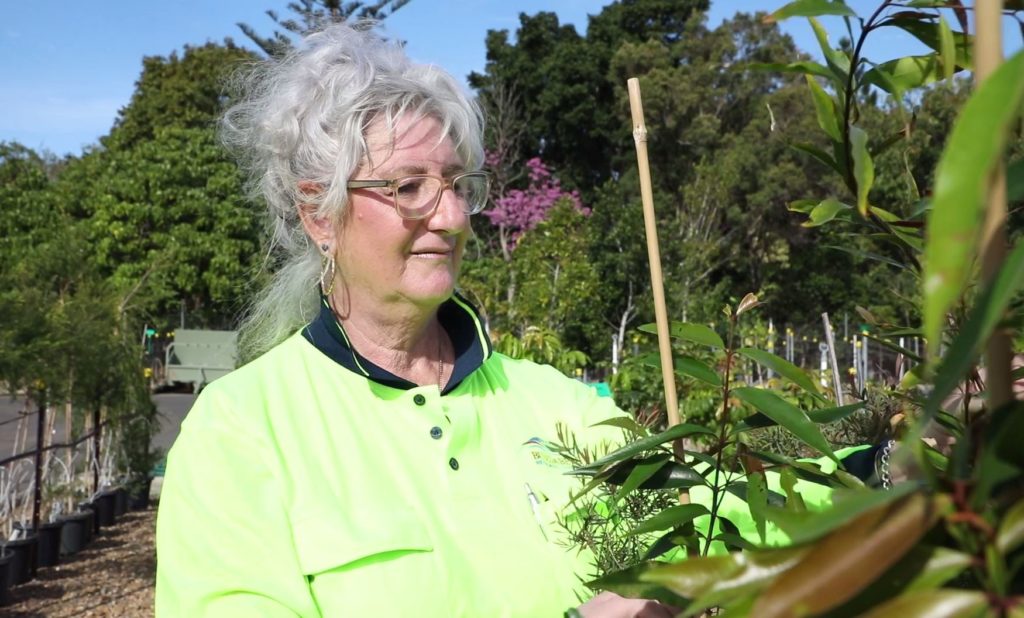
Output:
[522, 437, 571, 470]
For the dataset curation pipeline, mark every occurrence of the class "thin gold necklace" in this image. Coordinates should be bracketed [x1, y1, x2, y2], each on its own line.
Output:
[437, 330, 445, 390]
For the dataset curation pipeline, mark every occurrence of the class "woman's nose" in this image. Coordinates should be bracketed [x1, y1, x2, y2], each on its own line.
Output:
[428, 185, 469, 232]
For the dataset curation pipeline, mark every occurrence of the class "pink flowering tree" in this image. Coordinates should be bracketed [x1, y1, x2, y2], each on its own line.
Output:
[483, 157, 588, 260]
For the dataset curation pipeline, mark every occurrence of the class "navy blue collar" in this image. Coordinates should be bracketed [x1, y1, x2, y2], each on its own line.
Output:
[302, 291, 493, 394]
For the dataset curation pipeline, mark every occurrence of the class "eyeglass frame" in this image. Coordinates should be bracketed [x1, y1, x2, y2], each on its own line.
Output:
[346, 171, 492, 220]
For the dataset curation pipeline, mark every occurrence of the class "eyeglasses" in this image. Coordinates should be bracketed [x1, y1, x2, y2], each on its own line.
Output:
[346, 171, 491, 220]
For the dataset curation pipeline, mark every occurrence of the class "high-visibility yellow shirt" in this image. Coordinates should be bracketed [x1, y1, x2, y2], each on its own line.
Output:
[156, 294, 623, 617]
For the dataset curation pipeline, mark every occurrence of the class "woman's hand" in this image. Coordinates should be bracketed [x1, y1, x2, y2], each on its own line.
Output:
[575, 591, 680, 618]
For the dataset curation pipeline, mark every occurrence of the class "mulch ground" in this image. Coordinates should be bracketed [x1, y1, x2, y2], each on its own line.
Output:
[4, 508, 156, 617]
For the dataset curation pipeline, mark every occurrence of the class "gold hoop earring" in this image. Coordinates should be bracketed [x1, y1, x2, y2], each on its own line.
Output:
[319, 244, 335, 296]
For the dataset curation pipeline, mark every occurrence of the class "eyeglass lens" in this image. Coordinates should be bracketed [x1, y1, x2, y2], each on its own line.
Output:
[394, 175, 489, 218]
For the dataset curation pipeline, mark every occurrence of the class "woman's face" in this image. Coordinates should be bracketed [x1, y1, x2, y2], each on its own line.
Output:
[335, 114, 471, 311]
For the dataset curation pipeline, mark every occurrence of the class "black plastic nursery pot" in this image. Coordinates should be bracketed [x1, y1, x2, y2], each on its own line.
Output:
[0, 549, 12, 606]
[94, 491, 118, 527]
[14, 521, 63, 568]
[129, 477, 153, 510]
[113, 487, 128, 517]
[4, 532, 38, 586]
[35, 521, 64, 567]
[60, 510, 93, 556]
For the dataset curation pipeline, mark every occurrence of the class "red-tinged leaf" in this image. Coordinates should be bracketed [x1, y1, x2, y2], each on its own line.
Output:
[818, 545, 972, 616]
[753, 493, 949, 617]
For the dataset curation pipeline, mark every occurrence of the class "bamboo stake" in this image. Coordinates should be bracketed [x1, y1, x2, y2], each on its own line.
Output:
[821, 313, 844, 406]
[627, 78, 680, 428]
[975, 0, 1013, 409]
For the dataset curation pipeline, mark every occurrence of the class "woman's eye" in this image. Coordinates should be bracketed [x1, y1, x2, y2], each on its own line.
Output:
[396, 179, 423, 195]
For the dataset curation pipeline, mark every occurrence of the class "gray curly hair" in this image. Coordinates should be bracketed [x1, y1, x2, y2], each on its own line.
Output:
[221, 23, 484, 362]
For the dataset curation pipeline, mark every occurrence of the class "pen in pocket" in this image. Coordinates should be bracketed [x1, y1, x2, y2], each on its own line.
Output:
[524, 483, 549, 541]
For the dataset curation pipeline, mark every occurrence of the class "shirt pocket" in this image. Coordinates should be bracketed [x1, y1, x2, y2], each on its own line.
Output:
[291, 507, 434, 576]
[291, 507, 441, 616]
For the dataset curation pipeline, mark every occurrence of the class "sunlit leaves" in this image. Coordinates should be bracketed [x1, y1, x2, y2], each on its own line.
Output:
[850, 126, 875, 217]
[765, 0, 856, 23]
[805, 75, 842, 142]
[733, 387, 838, 462]
[923, 50, 1024, 357]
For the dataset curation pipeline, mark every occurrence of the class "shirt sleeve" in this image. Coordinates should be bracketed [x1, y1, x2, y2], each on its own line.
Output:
[155, 387, 317, 617]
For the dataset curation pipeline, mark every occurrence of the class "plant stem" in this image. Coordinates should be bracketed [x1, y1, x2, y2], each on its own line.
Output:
[702, 313, 737, 556]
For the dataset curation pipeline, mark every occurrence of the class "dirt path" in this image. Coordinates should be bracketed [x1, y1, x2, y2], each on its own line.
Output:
[5, 509, 156, 617]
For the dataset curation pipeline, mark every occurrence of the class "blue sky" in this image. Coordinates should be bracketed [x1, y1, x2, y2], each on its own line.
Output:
[1, 1, 1019, 157]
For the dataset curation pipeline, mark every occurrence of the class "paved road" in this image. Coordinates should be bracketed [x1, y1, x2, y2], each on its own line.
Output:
[0, 392, 196, 465]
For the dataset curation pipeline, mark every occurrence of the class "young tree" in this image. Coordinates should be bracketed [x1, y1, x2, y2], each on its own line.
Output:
[238, 0, 412, 57]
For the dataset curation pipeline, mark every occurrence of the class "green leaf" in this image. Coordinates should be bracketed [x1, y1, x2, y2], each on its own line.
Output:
[764, 484, 920, 545]
[790, 142, 845, 176]
[737, 347, 826, 401]
[733, 404, 864, 439]
[884, 17, 974, 69]
[754, 493, 946, 617]
[788, 198, 819, 214]
[997, 497, 1024, 554]
[612, 453, 671, 506]
[640, 548, 806, 610]
[924, 241, 1024, 419]
[860, 590, 987, 618]
[801, 197, 852, 227]
[923, 50, 1024, 357]
[672, 548, 808, 615]
[627, 504, 711, 537]
[809, 401, 867, 424]
[675, 356, 721, 387]
[938, 15, 955, 80]
[806, 74, 842, 142]
[748, 60, 833, 80]
[780, 467, 807, 512]
[642, 353, 722, 386]
[725, 481, 787, 508]
[586, 564, 687, 607]
[765, 0, 856, 22]
[606, 459, 709, 490]
[809, 17, 852, 82]
[850, 126, 874, 217]
[733, 387, 838, 462]
[862, 54, 942, 94]
[590, 416, 648, 437]
[862, 332, 923, 363]
[747, 471, 769, 544]
[575, 423, 717, 473]
[639, 321, 724, 349]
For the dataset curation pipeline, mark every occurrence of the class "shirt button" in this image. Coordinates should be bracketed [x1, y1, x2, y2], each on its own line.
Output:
[413, 394, 426, 406]
[430, 426, 443, 439]
[448, 457, 459, 471]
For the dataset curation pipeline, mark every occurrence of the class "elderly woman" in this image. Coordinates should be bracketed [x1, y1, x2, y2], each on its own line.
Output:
[154, 23, 676, 618]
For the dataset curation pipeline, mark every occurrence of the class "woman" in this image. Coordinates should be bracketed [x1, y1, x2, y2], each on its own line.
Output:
[155, 23, 676, 618]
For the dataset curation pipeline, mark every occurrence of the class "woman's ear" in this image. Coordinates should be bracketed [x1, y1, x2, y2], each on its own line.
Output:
[296, 181, 335, 252]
